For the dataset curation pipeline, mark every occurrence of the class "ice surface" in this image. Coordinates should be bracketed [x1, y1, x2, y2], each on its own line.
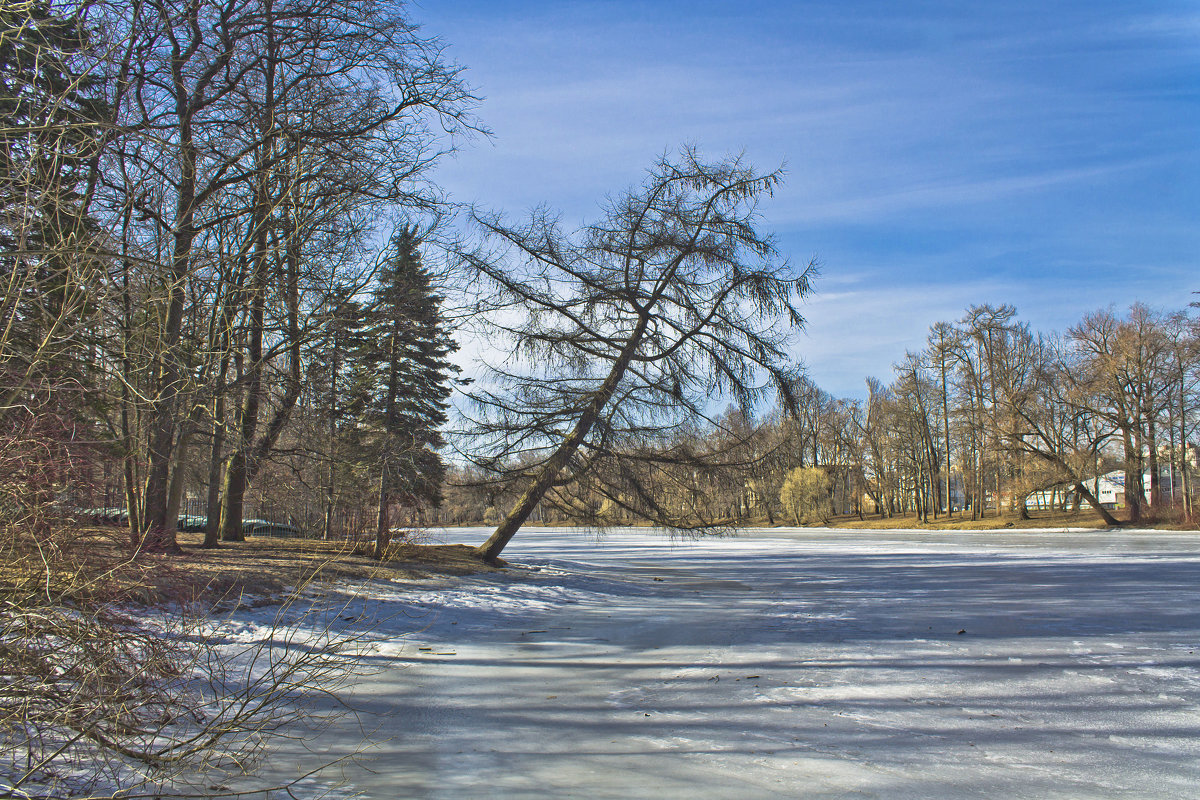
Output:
[239, 527, 1200, 799]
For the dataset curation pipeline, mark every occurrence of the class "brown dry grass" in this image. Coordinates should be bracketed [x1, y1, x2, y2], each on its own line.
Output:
[0, 528, 502, 610]
[796, 509, 1198, 531]
[161, 533, 504, 607]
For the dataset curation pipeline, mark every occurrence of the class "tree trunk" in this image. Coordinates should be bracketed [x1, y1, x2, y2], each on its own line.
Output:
[219, 287, 263, 544]
[323, 336, 338, 540]
[1147, 417, 1160, 518]
[942, 362, 952, 517]
[122, 435, 141, 550]
[219, 0, 276, 543]
[476, 315, 649, 562]
[120, 385, 141, 550]
[203, 416, 225, 548]
[141, 200, 194, 553]
[142, 82, 201, 553]
[1074, 481, 1120, 526]
[1181, 380, 1193, 523]
[373, 460, 390, 559]
[164, 417, 197, 535]
[1123, 425, 1143, 524]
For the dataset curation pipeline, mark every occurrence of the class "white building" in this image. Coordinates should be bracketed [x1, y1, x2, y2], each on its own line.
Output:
[1027, 463, 1192, 512]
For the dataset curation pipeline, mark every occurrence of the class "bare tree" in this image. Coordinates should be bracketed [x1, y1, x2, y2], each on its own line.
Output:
[991, 327, 1120, 525]
[1069, 306, 1173, 523]
[457, 150, 815, 562]
[72, 0, 479, 550]
[928, 322, 958, 515]
[1164, 311, 1199, 521]
[893, 352, 940, 522]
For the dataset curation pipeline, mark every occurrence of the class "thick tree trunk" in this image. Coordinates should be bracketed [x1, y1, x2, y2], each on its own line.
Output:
[1181, 385, 1193, 523]
[1147, 418, 1160, 517]
[1073, 481, 1120, 526]
[219, 288, 262, 544]
[1123, 426, 1142, 524]
[219, 448, 250, 542]
[476, 315, 649, 563]
[141, 149, 196, 553]
[373, 461, 390, 559]
[164, 418, 197, 535]
[942, 364, 952, 518]
[220, 0, 276, 544]
[1019, 440, 1121, 526]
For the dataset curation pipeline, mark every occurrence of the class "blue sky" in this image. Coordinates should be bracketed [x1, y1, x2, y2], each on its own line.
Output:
[415, 0, 1199, 399]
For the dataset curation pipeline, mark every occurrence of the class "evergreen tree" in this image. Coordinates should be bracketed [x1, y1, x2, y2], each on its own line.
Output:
[358, 226, 458, 557]
[0, 2, 109, 535]
[0, 1, 107, 376]
[309, 291, 369, 541]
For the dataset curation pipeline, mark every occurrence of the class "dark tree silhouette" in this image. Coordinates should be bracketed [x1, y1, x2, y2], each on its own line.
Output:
[359, 226, 458, 558]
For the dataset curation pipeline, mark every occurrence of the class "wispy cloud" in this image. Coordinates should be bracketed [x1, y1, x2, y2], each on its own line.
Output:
[420, 0, 1200, 398]
[772, 157, 1173, 226]
[795, 278, 1016, 397]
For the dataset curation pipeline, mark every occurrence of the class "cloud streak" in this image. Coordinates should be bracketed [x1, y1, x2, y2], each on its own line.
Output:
[419, 0, 1200, 400]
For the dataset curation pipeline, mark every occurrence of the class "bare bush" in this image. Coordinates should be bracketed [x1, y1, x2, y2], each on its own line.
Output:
[1, 578, 369, 799]
[0, 421, 369, 799]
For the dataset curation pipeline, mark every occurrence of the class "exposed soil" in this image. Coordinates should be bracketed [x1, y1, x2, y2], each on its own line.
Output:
[150, 533, 505, 606]
[1, 529, 503, 609]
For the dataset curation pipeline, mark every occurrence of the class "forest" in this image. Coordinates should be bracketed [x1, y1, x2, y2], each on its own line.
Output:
[440, 301, 1199, 535]
[3, 0, 1199, 566]
[4, 0, 1199, 568]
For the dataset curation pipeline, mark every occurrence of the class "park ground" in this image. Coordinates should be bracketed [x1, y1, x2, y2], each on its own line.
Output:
[40, 509, 1192, 607]
[245, 525, 1200, 799]
[10, 518, 1199, 798]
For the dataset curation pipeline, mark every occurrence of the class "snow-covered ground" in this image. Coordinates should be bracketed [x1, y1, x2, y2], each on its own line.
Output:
[244, 527, 1200, 799]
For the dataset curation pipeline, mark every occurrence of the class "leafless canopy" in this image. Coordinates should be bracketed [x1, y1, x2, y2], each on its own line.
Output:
[456, 149, 816, 560]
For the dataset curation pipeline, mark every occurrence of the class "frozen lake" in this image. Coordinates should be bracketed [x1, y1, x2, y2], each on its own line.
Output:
[259, 527, 1200, 799]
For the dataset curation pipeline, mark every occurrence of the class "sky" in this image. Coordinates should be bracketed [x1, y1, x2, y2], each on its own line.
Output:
[413, 0, 1200, 400]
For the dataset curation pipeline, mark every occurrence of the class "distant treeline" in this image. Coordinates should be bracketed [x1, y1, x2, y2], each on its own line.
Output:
[437, 302, 1197, 529]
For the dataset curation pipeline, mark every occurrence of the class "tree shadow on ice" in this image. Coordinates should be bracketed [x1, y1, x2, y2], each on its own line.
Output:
[351, 547, 1200, 647]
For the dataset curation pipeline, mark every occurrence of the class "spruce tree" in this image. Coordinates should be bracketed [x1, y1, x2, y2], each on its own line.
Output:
[358, 226, 458, 558]
[309, 292, 368, 541]
[0, 1, 107, 388]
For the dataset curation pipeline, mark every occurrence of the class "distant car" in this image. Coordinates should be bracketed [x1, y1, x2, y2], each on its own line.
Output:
[177, 515, 207, 532]
[241, 518, 268, 535]
[241, 519, 300, 538]
[83, 507, 129, 525]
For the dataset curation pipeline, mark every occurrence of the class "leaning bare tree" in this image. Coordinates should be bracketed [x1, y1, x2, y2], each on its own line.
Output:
[457, 149, 816, 562]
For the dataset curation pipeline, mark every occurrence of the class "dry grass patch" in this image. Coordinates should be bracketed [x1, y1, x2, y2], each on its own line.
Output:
[0, 529, 503, 610]
[139, 533, 505, 608]
[817, 510, 1194, 531]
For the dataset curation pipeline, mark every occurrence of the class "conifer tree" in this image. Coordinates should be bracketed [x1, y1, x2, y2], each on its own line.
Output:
[358, 226, 458, 558]
[0, 0, 107, 395]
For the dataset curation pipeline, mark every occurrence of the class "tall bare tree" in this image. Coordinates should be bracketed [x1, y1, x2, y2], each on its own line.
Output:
[459, 150, 815, 562]
[1069, 306, 1173, 523]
